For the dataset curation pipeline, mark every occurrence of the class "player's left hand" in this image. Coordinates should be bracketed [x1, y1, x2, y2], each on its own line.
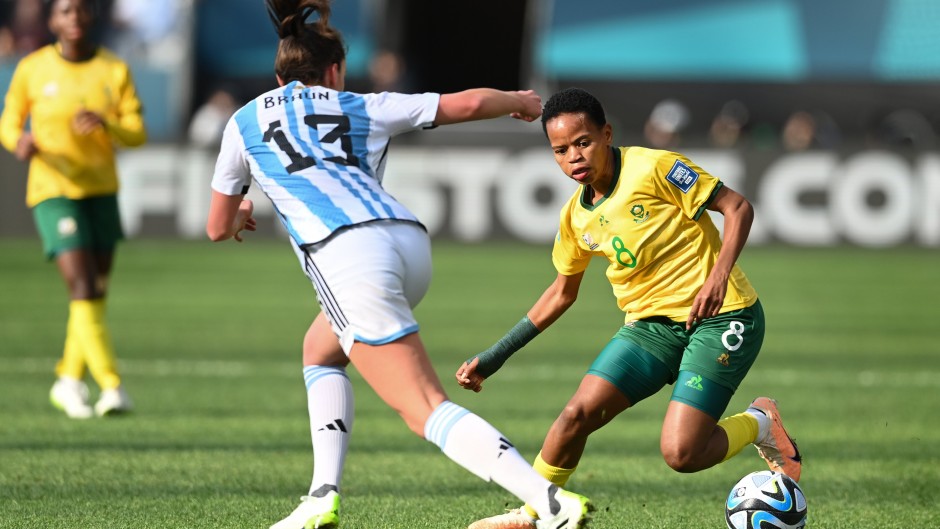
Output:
[72, 110, 105, 135]
[233, 199, 257, 242]
[687, 275, 728, 329]
[455, 356, 486, 393]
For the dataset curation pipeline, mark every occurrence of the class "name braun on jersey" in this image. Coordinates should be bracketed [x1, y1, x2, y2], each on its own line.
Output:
[264, 90, 331, 108]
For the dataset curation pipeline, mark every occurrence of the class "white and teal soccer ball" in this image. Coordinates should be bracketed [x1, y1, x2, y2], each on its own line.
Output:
[725, 470, 807, 529]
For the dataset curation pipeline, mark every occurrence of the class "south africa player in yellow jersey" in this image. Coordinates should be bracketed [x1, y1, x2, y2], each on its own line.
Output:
[0, 0, 146, 419]
[456, 88, 802, 529]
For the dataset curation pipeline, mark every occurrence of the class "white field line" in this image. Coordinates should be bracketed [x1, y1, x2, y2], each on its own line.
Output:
[2, 358, 940, 388]
[2, 358, 294, 378]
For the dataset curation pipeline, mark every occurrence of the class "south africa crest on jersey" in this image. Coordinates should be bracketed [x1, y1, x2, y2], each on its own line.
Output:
[630, 204, 650, 224]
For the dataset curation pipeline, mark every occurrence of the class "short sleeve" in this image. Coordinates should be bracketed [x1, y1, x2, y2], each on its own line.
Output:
[652, 152, 721, 220]
[210, 117, 252, 196]
[551, 204, 592, 276]
[365, 92, 441, 137]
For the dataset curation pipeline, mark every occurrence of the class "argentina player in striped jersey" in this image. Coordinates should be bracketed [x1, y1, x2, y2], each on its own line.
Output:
[228, 84, 427, 245]
[205, 1, 593, 529]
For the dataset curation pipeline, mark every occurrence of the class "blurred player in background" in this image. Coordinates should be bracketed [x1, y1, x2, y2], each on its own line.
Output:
[457, 88, 801, 529]
[205, 1, 593, 528]
[0, 0, 145, 419]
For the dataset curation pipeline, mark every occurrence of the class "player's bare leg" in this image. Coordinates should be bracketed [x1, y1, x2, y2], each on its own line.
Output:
[56, 249, 102, 300]
[348, 332, 448, 435]
[540, 375, 632, 467]
[660, 401, 727, 472]
[303, 312, 348, 367]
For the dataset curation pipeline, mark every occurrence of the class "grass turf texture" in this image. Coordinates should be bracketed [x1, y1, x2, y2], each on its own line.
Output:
[1, 238, 938, 529]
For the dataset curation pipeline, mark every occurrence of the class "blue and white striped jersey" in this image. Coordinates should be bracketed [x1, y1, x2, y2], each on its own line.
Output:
[211, 81, 440, 246]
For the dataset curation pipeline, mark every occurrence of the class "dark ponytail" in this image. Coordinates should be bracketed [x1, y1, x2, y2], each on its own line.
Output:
[265, 0, 346, 85]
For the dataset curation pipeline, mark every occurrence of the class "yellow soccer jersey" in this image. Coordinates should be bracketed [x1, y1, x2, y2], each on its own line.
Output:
[552, 146, 757, 323]
[0, 44, 146, 207]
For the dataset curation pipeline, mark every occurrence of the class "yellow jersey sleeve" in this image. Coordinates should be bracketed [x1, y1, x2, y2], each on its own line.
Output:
[551, 199, 593, 276]
[0, 54, 32, 153]
[651, 152, 721, 221]
[105, 64, 146, 147]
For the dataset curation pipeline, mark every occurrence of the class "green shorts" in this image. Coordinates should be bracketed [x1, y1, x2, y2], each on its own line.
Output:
[586, 299, 765, 419]
[32, 195, 124, 260]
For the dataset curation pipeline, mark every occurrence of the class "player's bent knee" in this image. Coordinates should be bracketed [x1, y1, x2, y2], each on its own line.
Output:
[661, 444, 700, 473]
[554, 403, 594, 436]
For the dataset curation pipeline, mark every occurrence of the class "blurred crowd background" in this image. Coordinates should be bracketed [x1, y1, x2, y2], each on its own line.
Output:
[4, 0, 939, 149]
[2, 0, 939, 245]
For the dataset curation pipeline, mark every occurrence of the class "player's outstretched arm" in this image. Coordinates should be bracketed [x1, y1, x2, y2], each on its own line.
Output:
[456, 271, 584, 392]
[434, 88, 542, 126]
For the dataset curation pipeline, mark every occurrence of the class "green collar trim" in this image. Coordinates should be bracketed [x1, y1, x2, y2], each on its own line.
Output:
[579, 146, 621, 211]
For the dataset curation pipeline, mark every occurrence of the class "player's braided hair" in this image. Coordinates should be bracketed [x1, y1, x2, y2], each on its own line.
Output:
[265, 0, 346, 85]
[541, 87, 607, 136]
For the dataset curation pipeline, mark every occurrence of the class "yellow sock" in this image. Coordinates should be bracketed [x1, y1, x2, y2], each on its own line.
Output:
[523, 452, 577, 518]
[55, 323, 86, 380]
[718, 412, 759, 462]
[70, 299, 121, 390]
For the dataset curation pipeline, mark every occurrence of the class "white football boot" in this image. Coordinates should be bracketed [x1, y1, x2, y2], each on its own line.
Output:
[49, 377, 94, 419]
[535, 486, 594, 529]
[94, 386, 134, 417]
[270, 490, 340, 529]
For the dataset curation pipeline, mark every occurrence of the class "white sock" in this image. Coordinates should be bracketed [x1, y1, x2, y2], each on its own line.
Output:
[746, 407, 771, 443]
[424, 401, 555, 518]
[303, 365, 353, 496]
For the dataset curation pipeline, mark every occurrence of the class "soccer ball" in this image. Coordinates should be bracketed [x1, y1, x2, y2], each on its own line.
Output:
[725, 470, 807, 529]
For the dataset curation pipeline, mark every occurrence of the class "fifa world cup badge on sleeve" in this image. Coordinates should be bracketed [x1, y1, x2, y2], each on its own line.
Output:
[666, 160, 699, 193]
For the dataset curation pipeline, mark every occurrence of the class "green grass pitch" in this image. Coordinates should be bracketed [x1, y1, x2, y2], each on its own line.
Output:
[1, 238, 938, 528]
